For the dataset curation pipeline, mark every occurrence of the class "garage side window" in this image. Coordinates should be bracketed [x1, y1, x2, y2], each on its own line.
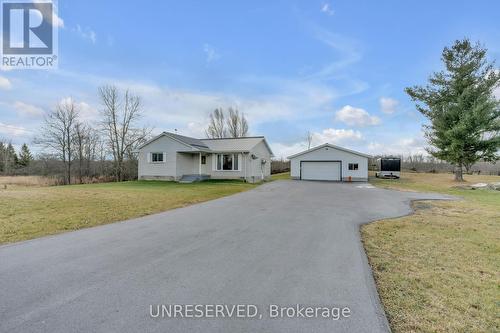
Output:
[348, 163, 358, 170]
[151, 152, 164, 163]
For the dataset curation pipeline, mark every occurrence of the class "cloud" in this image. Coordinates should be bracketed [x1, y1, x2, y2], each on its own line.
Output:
[53, 12, 64, 28]
[0, 122, 30, 137]
[307, 26, 363, 80]
[58, 97, 98, 121]
[0, 76, 12, 89]
[367, 137, 427, 156]
[20, 60, 368, 149]
[379, 97, 399, 114]
[91, 75, 344, 135]
[312, 128, 363, 145]
[320, 3, 335, 16]
[75, 25, 96, 44]
[13, 101, 44, 117]
[33, 2, 63, 28]
[271, 128, 363, 158]
[335, 105, 381, 126]
[203, 44, 220, 63]
[271, 141, 309, 160]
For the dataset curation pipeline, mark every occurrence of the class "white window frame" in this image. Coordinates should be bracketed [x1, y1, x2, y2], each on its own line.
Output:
[348, 163, 358, 171]
[215, 153, 240, 171]
[150, 152, 165, 163]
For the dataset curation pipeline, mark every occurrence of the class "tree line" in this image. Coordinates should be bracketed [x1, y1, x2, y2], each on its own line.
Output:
[31, 85, 151, 184]
[3, 87, 251, 185]
[0, 142, 33, 174]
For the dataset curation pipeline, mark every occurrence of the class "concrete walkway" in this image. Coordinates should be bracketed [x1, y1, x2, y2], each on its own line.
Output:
[0, 180, 453, 333]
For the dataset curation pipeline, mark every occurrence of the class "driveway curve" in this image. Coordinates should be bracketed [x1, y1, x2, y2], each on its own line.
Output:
[0, 180, 453, 333]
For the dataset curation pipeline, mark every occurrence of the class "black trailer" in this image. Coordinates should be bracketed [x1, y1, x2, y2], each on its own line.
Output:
[376, 157, 401, 178]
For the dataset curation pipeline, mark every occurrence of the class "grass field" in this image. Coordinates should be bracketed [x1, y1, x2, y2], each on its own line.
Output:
[363, 172, 500, 333]
[0, 179, 256, 244]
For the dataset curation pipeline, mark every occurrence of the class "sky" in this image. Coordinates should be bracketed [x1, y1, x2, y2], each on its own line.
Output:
[1, 0, 500, 158]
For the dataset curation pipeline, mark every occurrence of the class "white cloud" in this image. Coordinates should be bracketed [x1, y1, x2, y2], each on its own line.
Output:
[320, 3, 335, 15]
[203, 44, 220, 63]
[75, 25, 96, 44]
[308, 27, 363, 80]
[0, 122, 30, 137]
[58, 97, 98, 121]
[53, 12, 64, 28]
[271, 128, 363, 158]
[33, 2, 63, 28]
[97, 76, 342, 136]
[367, 137, 427, 156]
[0, 76, 12, 89]
[271, 141, 309, 160]
[335, 105, 381, 126]
[311, 128, 363, 145]
[13, 101, 44, 117]
[379, 97, 399, 114]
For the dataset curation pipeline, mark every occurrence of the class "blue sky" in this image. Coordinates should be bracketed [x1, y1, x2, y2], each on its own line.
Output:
[1, 0, 499, 158]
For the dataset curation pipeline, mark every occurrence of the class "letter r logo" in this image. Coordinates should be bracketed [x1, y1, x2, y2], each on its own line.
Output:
[2, 2, 53, 54]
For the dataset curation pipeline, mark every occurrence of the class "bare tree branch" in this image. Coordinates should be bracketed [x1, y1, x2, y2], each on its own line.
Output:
[99, 85, 151, 181]
[36, 98, 79, 184]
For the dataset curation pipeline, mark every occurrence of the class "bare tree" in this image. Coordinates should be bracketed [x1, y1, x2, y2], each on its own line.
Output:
[36, 99, 79, 184]
[206, 108, 226, 138]
[306, 131, 313, 149]
[73, 122, 86, 183]
[99, 85, 150, 181]
[83, 127, 100, 178]
[226, 108, 248, 138]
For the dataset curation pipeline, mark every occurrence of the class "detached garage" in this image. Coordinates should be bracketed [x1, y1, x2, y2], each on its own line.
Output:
[288, 143, 371, 182]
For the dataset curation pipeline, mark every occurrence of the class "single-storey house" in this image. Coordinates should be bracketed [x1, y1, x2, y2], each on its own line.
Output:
[288, 143, 371, 182]
[136, 132, 273, 183]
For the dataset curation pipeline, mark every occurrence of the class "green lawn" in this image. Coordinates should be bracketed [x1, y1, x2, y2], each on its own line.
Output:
[363, 172, 500, 333]
[0, 180, 256, 244]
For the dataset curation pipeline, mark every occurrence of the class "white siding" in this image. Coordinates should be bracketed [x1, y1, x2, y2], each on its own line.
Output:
[138, 135, 273, 182]
[290, 146, 368, 181]
[138, 136, 195, 180]
[176, 153, 196, 178]
[248, 141, 272, 182]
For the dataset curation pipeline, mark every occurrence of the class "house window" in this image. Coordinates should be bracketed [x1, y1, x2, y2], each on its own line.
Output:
[216, 153, 239, 171]
[348, 163, 358, 170]
[201, 156, 206, 165]
[151, 152, 164, 163]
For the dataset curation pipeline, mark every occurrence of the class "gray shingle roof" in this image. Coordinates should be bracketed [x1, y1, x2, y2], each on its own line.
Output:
[165, 132, 209, 149]
[201, 137, 265, 152]
[137, 132, 273, 156]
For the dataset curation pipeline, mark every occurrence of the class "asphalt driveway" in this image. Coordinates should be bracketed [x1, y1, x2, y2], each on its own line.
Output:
[0, 180, 453, 333]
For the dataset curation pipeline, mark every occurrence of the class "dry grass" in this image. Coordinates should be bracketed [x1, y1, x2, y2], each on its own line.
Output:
[363, 172, 500, 333]
[0, 175, 61, 187]
[271, 172, 290, 180]
[0, 180, 256, 244]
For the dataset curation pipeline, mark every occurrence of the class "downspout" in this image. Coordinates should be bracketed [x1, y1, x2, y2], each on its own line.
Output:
[198, 152, 201, 175]
[244, 153, 247, 182]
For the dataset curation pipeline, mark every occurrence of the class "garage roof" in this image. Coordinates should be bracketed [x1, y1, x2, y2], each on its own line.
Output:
[287, 143, 372, 159]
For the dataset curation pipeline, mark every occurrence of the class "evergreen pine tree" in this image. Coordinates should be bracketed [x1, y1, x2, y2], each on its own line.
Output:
[406, 39, 500, 181]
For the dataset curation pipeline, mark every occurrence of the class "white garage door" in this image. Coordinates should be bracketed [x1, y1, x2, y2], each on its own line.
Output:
[301, 161, 341, 181]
